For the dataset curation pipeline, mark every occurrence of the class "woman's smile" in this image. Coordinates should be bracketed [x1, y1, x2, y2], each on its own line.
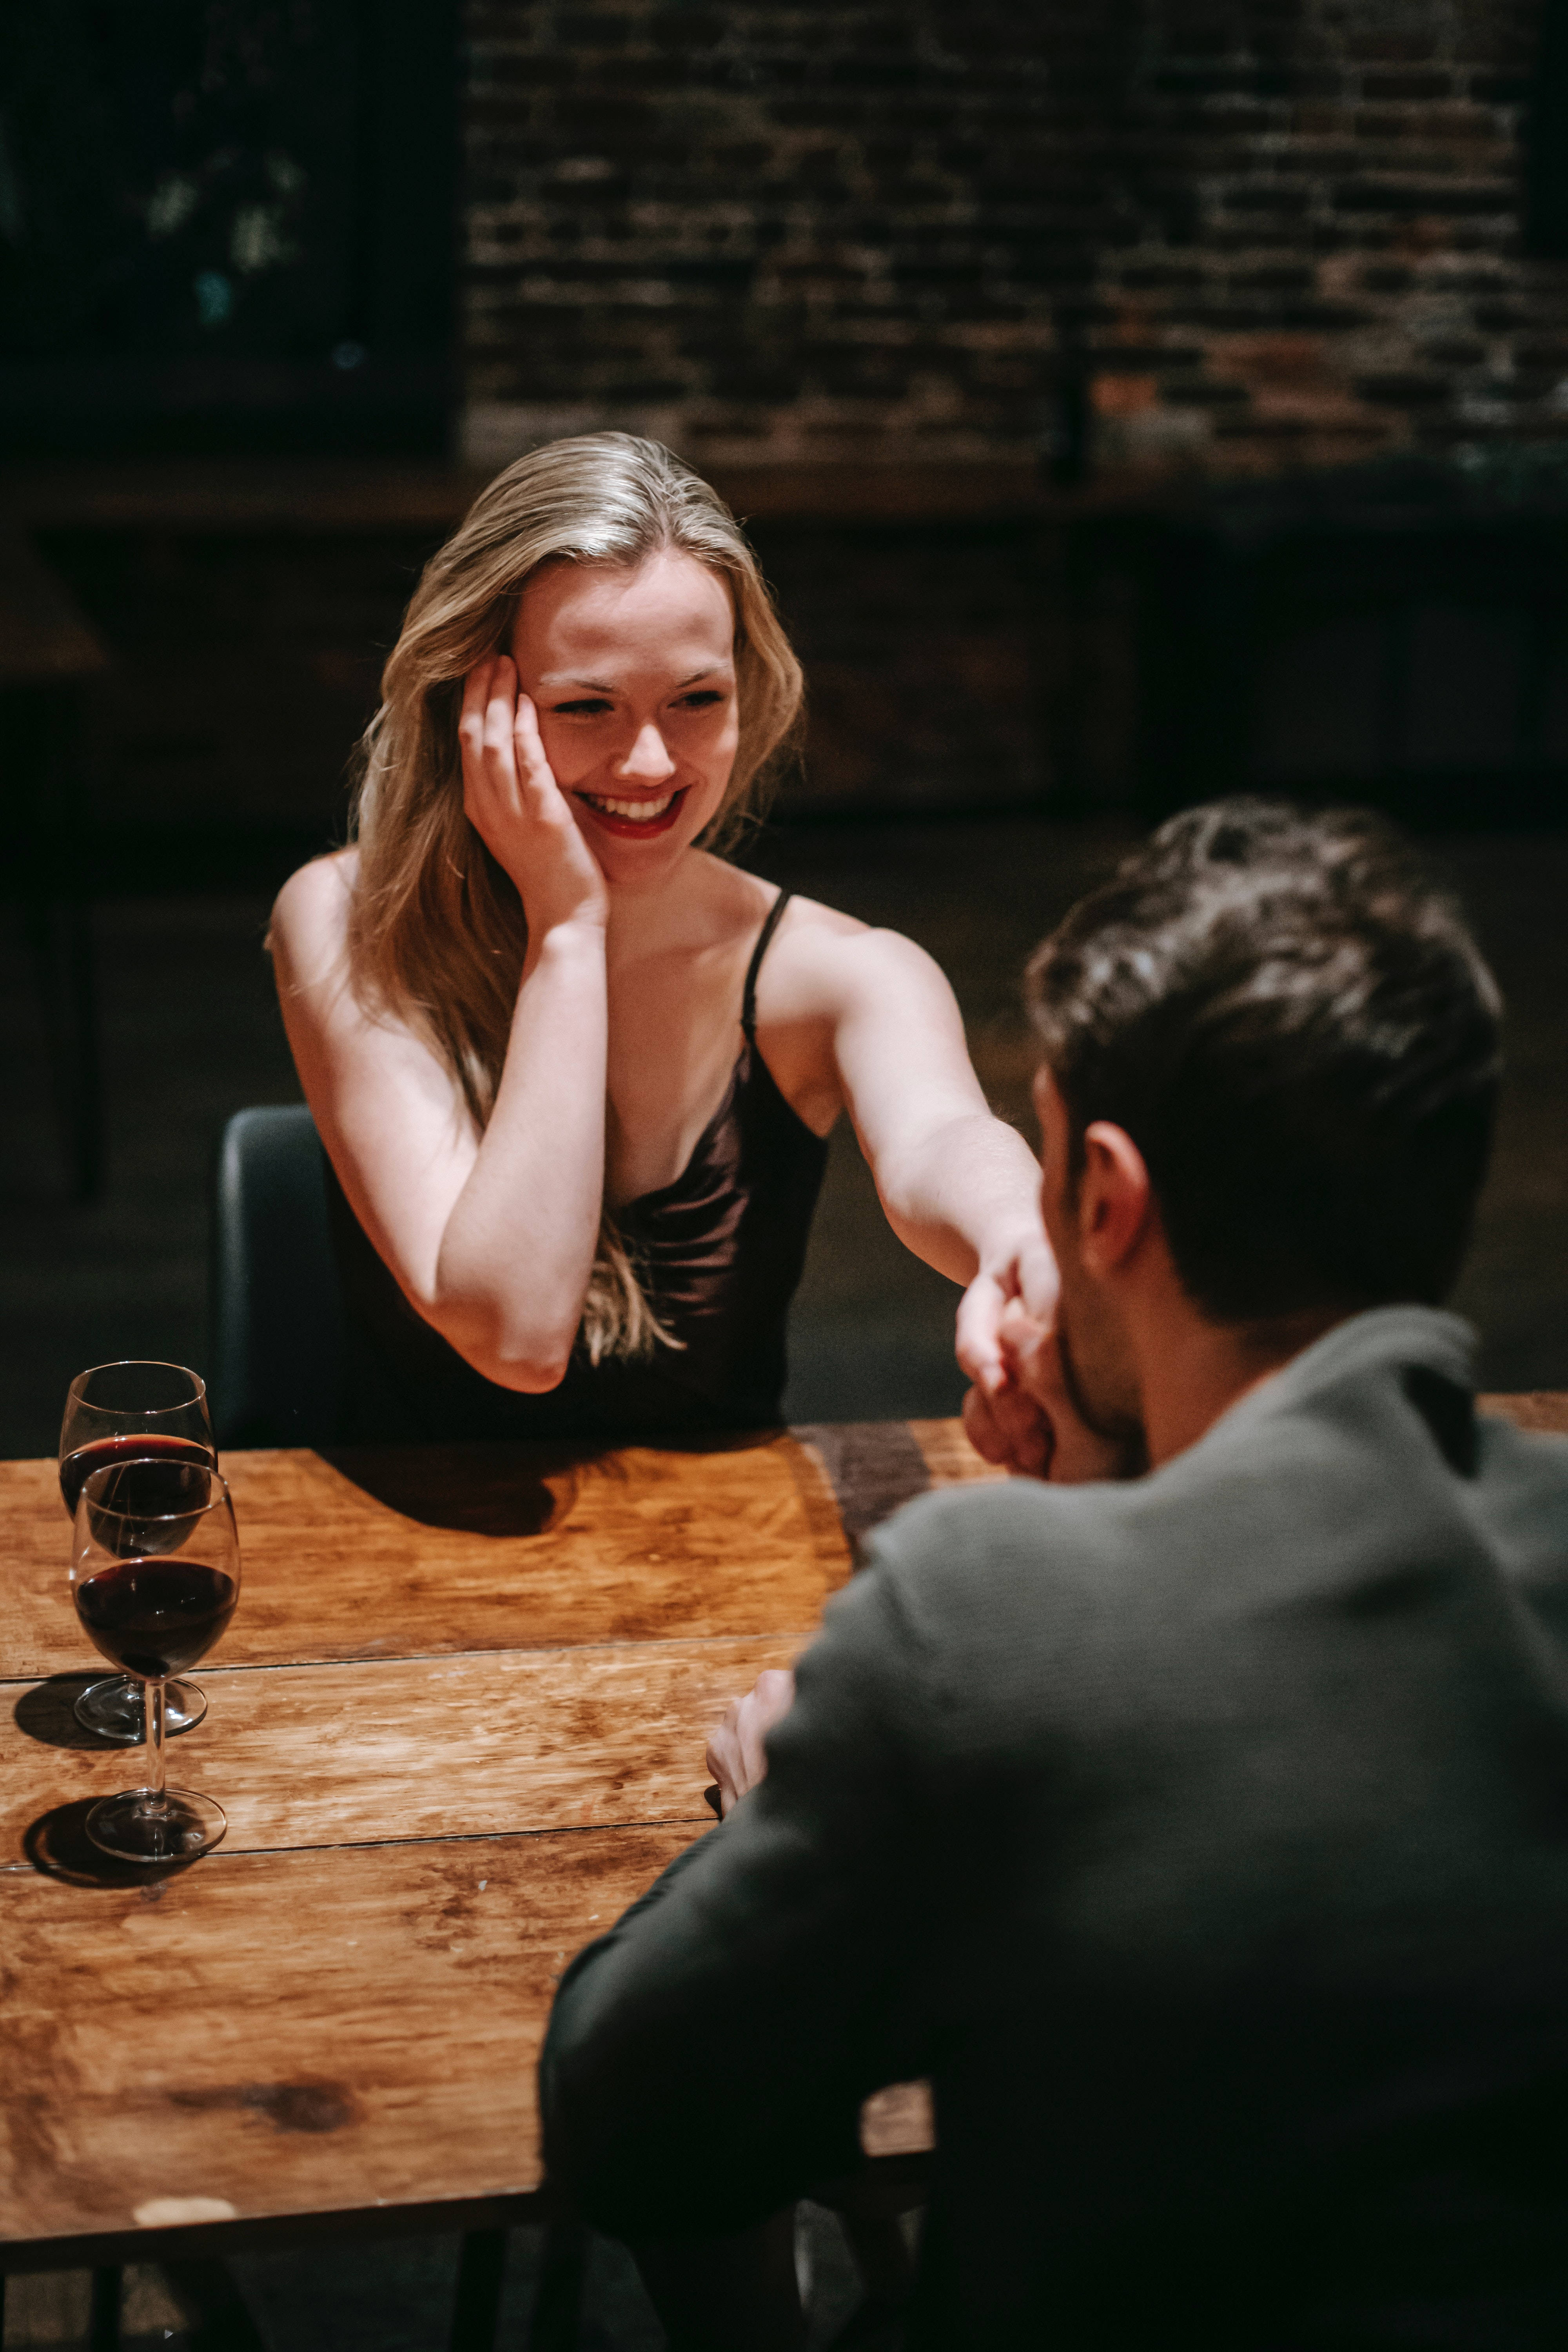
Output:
[575, 786, 690, 837]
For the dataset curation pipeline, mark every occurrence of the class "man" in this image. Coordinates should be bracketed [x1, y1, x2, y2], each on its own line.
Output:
[541, 799, 1568, 2348]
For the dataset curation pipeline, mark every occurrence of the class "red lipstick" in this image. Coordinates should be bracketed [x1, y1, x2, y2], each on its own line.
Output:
[574, 787, 689, 840]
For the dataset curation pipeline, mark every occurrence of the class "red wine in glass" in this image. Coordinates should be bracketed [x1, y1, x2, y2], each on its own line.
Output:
[58, 1362, 217, 1743]
[76, 1560, 239, 1682]
[61, 1432, 216, 1517]
[71, 1461, 241, 1864]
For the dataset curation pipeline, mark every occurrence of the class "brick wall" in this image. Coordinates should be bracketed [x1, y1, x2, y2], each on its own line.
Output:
[462, 0, 1568, 477]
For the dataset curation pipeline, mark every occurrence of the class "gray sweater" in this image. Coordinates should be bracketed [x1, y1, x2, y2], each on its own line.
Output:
[542, 1308, 1568, 2348]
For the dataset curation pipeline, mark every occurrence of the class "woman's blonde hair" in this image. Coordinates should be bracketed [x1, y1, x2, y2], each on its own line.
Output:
[346, 432, 804, 1363]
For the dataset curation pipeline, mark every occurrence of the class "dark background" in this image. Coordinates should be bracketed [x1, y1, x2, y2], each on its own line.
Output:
[11, 0, 1566, 472]
[5, 0, 1568, 1450]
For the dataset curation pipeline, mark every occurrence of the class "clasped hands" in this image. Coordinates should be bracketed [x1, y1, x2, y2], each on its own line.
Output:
[955, 1237, 1125, 1485]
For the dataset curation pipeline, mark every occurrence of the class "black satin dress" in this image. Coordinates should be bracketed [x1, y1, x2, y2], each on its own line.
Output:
[325, 893, 829, 1442]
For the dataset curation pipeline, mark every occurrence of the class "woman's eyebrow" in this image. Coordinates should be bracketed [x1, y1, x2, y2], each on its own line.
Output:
[536, 666, 730, 691]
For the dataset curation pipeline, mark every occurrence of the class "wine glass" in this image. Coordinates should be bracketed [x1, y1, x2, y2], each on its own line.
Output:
[71, 1458, 241, 1864]
[60, 1361, 216, 1742]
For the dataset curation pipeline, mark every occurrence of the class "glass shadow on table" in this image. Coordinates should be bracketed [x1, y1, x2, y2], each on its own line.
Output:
[16, 1680, 211, 1886]
[14, 1671, 121, 1751]
[23, 1795, 202, 1888]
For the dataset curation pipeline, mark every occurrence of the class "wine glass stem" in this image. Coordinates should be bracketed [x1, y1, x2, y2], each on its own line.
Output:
[143, 1678, 167, 1802]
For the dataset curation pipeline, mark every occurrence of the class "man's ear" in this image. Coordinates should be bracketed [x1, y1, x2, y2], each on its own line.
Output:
[1076, 1120, 1154, 1277]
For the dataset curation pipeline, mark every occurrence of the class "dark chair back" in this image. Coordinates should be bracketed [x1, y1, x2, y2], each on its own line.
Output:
[210, 1104, 344, 1450]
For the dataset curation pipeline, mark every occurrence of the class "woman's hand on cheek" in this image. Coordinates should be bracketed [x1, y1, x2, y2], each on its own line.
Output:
[459, 657, 610, 938]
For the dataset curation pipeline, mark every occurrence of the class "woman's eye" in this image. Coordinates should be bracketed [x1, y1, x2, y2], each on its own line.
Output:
[674, 690, 726, 711]
[552, 699, 613, 717]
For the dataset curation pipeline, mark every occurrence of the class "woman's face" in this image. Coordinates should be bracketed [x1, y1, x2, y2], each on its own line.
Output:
[508, 550, 740, 884]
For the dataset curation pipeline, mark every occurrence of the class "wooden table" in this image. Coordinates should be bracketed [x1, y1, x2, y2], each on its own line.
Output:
[1, 1420, 989, 2301]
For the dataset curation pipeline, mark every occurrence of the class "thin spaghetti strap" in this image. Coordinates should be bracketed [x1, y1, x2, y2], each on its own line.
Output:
[741, 891, 793, 1040]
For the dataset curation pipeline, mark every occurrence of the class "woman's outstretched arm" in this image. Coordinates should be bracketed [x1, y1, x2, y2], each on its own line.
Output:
[270, 659, 610, 1391]
[763, 920, 1058, 1463]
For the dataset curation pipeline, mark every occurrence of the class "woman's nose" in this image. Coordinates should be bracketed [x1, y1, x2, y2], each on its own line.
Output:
[615, 722, 677, 781]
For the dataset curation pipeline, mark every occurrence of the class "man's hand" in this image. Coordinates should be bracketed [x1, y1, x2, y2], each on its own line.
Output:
[705, 1669, 795, 1818]
[963, 1296, 1133, 1484]
[962, 1370, 1053, 1478]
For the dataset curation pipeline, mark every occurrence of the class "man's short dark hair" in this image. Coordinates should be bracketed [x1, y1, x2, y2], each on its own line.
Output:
[1027, 799, 1503, 1323]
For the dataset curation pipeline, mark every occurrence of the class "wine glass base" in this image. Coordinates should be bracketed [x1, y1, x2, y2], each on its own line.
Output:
[85, 1787, 227, 1864]
[74, 1675, 206, 1743]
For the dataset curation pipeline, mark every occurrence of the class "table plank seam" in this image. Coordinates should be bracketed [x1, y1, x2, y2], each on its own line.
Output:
[1, 1623, 826, 1688]
[0, 1812, 717, 1875]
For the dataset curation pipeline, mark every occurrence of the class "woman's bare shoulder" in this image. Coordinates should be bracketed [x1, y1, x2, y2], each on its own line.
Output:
[688, 858, 864, 954]
[763, 891, 957, 1022]
[759, 889, 943, 1020]
[773, 893, 936, 979]
[775, 889, 866, 945]
[269, 847, 359, 973]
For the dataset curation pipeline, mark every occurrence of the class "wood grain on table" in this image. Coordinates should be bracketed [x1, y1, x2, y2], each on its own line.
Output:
[1478, 1391, 1568, 1438]
[5, 1826, 699, 2247]
[3, 1421, 995, 2263]
[6, 1418, 1002, 1681]
[0, 1636, 800, 1864]
[4, 1434, 854, 1681]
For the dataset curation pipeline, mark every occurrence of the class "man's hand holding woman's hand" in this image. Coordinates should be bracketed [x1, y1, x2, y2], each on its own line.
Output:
[961, 1288, 1131, 1486]
[459, 656, 610, 944]
[705, 1668, 795, 1818]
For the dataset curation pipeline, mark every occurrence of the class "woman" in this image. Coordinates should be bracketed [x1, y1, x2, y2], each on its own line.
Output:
[270, 434, 1053, 1443]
